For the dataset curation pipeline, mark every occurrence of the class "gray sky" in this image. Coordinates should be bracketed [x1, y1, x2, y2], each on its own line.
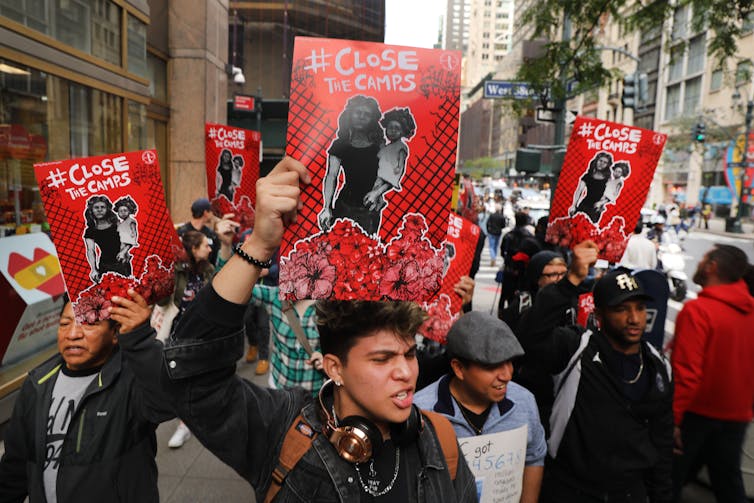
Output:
[384, 0, 445, 48]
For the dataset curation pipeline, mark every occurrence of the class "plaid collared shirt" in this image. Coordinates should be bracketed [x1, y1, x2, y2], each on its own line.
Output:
[252, 285, 325, 394]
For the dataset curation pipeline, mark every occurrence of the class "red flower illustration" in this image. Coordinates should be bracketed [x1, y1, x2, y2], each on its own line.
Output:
[420, 294, 456, 344]
[281, 213, 443, 301]
[281, 251, 336, 299]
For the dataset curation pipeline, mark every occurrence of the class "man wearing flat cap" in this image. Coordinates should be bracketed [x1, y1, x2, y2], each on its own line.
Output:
[414, 311, 547, 503]
[521, 258, 673, 503]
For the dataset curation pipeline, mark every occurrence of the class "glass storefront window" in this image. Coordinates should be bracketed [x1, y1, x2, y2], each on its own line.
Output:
[147, 53, 167, 103]
[127, 14, 148, 78]
[147, 118, 168, 194]
[1, 57, 124, 235]
[127, 101, 147, 152]
[1, 60, 49, 232]
[69, 84, 122, 156]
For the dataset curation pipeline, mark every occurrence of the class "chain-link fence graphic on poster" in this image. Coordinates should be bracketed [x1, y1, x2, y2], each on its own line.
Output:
[280, 37, 461, 302]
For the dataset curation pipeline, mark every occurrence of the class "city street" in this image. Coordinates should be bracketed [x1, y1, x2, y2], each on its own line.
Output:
[154, 222, 754, 503]
[470, 221, 754, 503]
[664, 228, 754, 345]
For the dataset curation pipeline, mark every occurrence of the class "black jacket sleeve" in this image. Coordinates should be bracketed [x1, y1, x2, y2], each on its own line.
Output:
[0, 378, 32, 502]
[645, 361, 674, 503]
[516, 277, 585, 366]
[117, 323, 176, 424]
[156, 284, 307, 493]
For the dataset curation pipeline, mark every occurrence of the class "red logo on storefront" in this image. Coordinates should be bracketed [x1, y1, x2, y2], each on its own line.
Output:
[7, 248, 65, 297]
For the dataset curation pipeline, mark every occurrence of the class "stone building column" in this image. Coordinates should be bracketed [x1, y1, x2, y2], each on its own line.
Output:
[168, 0, 228, 222]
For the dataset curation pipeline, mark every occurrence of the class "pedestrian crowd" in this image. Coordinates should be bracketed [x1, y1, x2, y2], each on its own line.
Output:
[1, 157, 753, 503]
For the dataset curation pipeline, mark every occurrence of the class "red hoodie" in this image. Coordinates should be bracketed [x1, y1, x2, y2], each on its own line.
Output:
[672, 279, 754, 425]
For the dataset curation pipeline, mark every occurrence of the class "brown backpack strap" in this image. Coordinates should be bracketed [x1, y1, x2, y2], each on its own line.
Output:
[422, 410, 459, 480]
[264, 413, 319, 503]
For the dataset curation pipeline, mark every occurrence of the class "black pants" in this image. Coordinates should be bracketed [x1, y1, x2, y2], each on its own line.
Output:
[673, 412, 750, 503]
[244, 303, 270, 360]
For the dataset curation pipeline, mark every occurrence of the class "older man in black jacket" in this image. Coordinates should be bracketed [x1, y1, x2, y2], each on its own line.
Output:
[0, 294, 172, 503]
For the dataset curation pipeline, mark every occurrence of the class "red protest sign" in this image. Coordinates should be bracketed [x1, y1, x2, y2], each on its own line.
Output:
[34, 150, 181, 322]
[205, 123, 261, 233]
[279, 37, 462, 301]
[547, 117, 667, 262]
[419, 214, 480, 344]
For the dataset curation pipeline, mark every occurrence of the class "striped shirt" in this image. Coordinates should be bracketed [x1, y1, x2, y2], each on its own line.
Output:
[252, 285, 325, 394]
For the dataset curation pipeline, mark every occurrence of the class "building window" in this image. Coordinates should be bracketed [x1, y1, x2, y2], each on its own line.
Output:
[665, 83, 681, 120]
[0, 0, 49, 33]
[482, 32, 490, 39]
[710, 68, 723, 91]
[68, 84, 122, 157]
[686, 35, 705, 74]
[640, 26, 661, 44]
[672, 5, 688, 40]
[668, 45, 685, 82]
[736, 60, 752, 84]
[147, 53, 167, 103]
[127, 101, 147, 151]
[0, 58, 125, 232]
[147, 118, 169, 195]
[0, 0, 123, 67]
[127, 15, 148, 77]
[683, 77, 701, 113]
[743, 11, 754, 32]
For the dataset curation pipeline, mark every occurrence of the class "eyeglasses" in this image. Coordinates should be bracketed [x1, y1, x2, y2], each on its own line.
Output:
[540, 271, 566, 280]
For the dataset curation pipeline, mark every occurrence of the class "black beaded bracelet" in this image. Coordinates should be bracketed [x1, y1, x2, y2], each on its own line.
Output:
[233, 243, 273, 269]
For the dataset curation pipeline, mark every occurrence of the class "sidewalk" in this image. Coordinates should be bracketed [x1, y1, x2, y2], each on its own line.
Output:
[692, 216, 754, 239]
[156, 357, 264, 503]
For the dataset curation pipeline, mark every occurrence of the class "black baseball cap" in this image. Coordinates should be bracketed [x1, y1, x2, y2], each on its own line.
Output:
[593, 270, 654, 308]
[191, 198, 212, 216]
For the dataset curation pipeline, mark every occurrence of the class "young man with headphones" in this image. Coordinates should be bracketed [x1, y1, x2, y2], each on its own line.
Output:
[126, 157, 476, 502]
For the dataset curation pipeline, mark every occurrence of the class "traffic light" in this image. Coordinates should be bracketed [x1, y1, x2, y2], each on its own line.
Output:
[693, 122, 706, 143]
[622, 73, 636, 109]
[515, 148, 541, 173]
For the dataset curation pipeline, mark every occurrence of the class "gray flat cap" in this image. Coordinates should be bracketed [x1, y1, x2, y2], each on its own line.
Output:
[445, 311, 524, 365]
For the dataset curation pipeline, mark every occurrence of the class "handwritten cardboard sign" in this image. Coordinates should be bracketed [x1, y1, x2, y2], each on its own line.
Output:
[459, 425, 528, 502]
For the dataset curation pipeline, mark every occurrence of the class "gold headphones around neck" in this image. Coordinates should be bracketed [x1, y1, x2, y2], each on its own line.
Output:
[317, 379, 423, 464]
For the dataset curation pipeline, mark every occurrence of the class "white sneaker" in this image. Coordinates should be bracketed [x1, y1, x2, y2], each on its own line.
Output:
[168, 423, 191, 448]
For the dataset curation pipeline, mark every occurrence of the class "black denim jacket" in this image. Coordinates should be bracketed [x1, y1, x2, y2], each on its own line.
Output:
[156, 285, 477, 502]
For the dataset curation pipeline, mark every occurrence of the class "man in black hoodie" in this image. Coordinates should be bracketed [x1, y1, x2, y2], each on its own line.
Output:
[499, 250, 567, 327]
